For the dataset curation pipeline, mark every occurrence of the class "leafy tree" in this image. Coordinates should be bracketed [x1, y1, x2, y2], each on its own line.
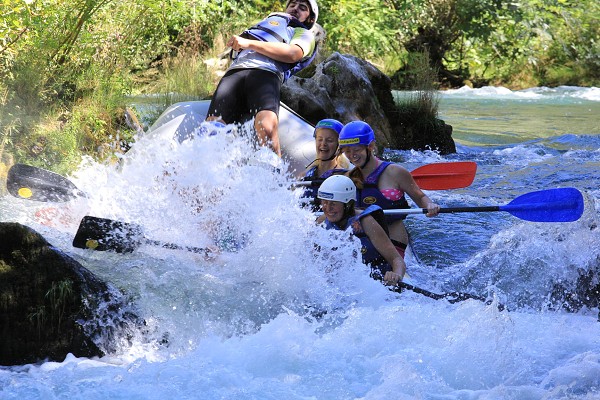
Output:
[1, 0, 597, 170]
[520, 0, 600, 85]
[319, 0, 407, 58]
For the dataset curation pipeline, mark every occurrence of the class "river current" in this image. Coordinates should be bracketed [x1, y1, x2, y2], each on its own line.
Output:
[1, 86, 599, 399]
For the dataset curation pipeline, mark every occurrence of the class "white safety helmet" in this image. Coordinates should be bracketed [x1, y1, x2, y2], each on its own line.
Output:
[317, 175, 356, 204]
[286, 0, 318, 27]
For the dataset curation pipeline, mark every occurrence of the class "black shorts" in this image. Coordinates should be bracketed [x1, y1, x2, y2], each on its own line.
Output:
[207, 69, 281, 124]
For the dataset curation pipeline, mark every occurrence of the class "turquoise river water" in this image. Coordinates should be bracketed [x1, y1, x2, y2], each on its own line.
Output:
[1, 85, 599, 399]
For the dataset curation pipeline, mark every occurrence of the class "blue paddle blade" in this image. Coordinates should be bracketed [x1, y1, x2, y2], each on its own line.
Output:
[500, 187, 584, 222]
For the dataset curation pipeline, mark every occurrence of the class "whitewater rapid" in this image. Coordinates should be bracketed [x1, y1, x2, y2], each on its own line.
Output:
[1, 86, 599, 399]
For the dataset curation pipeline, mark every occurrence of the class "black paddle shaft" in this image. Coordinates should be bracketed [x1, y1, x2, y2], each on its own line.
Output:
[73, 216, 210, 256]
[393, 282, 505, 310]
[439, 206, 501, 214]
[406, 206, 502, 215]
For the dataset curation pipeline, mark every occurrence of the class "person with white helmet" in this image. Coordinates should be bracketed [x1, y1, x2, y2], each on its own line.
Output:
[301, 118, 351, 209]
[317, 175, 406, 285]
[206, 0, 319, 157]
[338, 120, 440, 259]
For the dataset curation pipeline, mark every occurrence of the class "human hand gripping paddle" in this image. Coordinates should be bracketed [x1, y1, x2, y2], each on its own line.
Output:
[394, 187, 583, 307]
[296, 161, 477, 191]
[315, 187, 584, 307]
[72, 216, 215, 257]
[379, 188, 583, 307]
[392, 281, 504, 309]
[384, 187, 584, 223]
[313, 188, 584, 223]
[74, 216, 501, 308]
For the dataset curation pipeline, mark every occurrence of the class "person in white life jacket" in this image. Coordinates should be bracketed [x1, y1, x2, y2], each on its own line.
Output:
[316, 175, 406, 285]
[206, 0, 318, 157]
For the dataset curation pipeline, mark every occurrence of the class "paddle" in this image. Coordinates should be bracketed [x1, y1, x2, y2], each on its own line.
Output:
[383, 187, 584, 222]
[296, 161, 477, 190]
[11, 161, 477, 204]
[73, 216, 499, 308]
[73, 216, 212, 256]
[392, 282, 504, 309]
[410, 161, 476, 190]
[6, 164, 86, 202]
[369, 274, 504, 308]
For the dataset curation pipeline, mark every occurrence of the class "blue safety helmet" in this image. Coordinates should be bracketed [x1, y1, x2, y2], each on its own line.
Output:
[313, 118, 344, 137]
[338, 121, 375, 147]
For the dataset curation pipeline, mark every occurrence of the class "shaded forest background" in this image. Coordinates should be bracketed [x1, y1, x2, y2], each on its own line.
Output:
[1, 0, 598, 173]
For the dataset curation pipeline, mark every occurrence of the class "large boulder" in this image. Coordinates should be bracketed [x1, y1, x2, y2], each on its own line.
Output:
[0, 222, 142, 366]
[282, 52, 393, 145]
[282, 52, 456, 154]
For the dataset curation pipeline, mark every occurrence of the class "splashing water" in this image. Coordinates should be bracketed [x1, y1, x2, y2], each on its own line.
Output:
[1, 86, 600, 399]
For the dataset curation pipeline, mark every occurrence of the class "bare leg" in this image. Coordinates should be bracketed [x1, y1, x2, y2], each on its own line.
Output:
[254, 109, 281, 157]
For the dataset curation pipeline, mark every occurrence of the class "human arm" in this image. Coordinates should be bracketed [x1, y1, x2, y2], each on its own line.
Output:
[228, 35, 305, 63]
[384, 165, 440, 217]
[361, 215, 406, 284]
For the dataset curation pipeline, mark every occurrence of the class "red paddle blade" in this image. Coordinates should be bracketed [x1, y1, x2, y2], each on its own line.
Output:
[411, 161, 477, 190]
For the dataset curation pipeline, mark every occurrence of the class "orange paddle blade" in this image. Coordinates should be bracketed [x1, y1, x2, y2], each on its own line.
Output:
[411, 161, 477, 190]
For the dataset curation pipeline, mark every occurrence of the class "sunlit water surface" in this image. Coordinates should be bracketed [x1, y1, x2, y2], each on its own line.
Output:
[1, 86, 599, 399]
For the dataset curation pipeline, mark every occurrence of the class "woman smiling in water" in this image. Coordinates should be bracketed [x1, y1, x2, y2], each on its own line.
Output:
[338, 121, 440, 259]
[301, 118, 350, 209]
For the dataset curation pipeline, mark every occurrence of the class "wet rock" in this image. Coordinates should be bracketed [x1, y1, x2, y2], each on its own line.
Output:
[548, 198, 600, 320]
[550, 256, 600, 320]
[0, 222, 141, 366]
[282, 52, 456, 154]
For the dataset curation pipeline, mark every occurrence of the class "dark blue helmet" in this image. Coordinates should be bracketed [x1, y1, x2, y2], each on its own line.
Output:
[339, 121, 375, 147]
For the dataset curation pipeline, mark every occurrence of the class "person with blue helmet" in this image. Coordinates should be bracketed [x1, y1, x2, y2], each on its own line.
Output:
[301, 118, 350, 210]
[305, 119, 349, 179]
[206, 0, 318, 157]
[316, 175, 406, 285]
[338, 120, 440, 259]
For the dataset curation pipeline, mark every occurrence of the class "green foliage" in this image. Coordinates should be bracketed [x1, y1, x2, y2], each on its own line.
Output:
[319, 0, 404, 59]
[27, 305, 46, 340]
[390, 50, 441, 148]
[526, 0, 600, 84]
[318, 0, 598, 87]
[26, 279, 74, 338]
[46, 279, 73, 334]
[143, 51, 217, 122]
[435, 0, 600, 86]
[1, 0, 597, 172]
